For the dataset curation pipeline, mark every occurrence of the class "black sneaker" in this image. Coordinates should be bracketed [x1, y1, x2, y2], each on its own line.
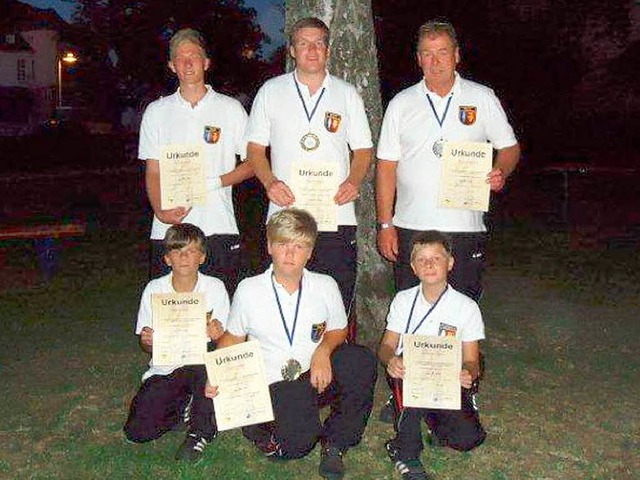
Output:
[318, 444, 345, 480]
[385, 440, 432, 480]
[175, 433, 211, 462]
[378, 393, 396, 424]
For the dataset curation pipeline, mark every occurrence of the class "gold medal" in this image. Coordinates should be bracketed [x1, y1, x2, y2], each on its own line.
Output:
[281, 358, 302, 381]
[300, 132, 320, 151]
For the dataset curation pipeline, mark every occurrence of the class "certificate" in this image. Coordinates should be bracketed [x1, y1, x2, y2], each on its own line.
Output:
[151, 292, 207, 366]
[159, 144, 207, 210]
[403, 334, 462, 410]
[437, 141, 493, 212]
[290, 161, 339, 232]
[204, 341, 274, 431]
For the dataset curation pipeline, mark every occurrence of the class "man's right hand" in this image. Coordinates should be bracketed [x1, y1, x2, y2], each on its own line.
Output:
[377, 226, 399, 262]
[266, 179, 295, 207]
[155, 206, 192, 225]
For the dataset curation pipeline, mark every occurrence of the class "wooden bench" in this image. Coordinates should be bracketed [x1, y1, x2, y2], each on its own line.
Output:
[0, 222, 86, 280]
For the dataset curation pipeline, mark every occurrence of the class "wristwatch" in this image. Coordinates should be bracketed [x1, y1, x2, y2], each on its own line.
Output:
[377, 221, 393, 230]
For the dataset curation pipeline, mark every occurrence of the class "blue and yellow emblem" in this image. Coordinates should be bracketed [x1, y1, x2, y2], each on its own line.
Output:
[324, 112, 342, 133]
[311, 321, 327, 343]
[203, 125, 221, 144]
[459, 106, 477, 126]
[438, 322, 457, 337]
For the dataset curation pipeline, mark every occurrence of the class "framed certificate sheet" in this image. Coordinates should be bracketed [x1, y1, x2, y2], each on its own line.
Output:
[403, 334, 462, 410]
[437, 141, 493, 212]
[159, 144, 207, 210]
[290, 161, 339, 232]
[204, 341, 274, 431]
[151, 292, 207, 366]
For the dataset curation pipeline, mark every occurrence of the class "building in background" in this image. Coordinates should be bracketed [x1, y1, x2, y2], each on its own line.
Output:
[0, 1, 64, 135]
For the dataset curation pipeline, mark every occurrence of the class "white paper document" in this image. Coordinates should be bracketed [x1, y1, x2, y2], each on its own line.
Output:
[403, 334, 462, 410]
[151, 292, 207, 366]
[290, 161, 339, 232]
[159, 144, 207, 209]
[205, 341, 274, 431]
[438, 141, 493, 212]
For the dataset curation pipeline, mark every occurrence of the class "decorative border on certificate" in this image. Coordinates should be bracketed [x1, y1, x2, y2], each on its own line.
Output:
[205, 340, 274, 431]
[159, 144, 207, 210]
[437, 141, 493, 212]
[403, 334, 462, 410]
[151, 292, 207, 366]
[289, 161, 339, 232]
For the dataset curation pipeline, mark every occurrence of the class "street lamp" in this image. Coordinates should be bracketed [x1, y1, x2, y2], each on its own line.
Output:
[57, 52, 78, 109]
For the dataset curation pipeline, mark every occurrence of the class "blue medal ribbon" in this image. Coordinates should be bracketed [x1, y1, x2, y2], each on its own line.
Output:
[271, 274, 303, 347]
[426, 94, 453, 128]
[404, 285, 448, 335]
[294, 76, 326, 123]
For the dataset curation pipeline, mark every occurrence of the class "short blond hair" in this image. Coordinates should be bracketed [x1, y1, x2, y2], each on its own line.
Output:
[169, 28, 208, 60]
[266, 208, 318, 247]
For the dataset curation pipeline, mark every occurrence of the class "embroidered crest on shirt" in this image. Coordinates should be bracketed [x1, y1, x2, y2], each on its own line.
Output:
[438, 322, 457, 337]
[311, 321, 327, 342]
[459, 106, 477, 126]
[203, 126, 221, 144]
[324, 112, 342, 133]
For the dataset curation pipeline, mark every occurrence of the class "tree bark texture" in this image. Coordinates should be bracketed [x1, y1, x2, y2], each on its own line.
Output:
[285, 0, 392, 347]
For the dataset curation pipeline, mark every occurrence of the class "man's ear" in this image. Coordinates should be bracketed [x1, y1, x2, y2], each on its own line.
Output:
[204, 57, 211, 71]
[168, 60, 176, 74]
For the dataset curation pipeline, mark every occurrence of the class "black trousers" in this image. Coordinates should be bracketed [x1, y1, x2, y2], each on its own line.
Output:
[242, 344, 377, 459]
[123, 365, 216, 442]
[307, 226, 357, 315]
[150, 233, 241, 295]
[392, 388, 486, 458]
[395, 228, 487, 302]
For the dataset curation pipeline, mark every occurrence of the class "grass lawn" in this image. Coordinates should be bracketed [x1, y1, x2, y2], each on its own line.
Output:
[0, 223, 638, 479]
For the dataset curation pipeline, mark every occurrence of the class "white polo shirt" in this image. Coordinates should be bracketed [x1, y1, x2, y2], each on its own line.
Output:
[226, 265, 347, 385]
[135, 272, 230, 381]
[377, 73, 518, 232]
[385, 284, 484, 356]
[139, 85, 248, 239]
[245, 72, 373, 226]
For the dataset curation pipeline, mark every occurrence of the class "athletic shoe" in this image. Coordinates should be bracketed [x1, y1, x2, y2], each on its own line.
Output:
[318, 444, 345, 480]
[175, 433, 211, 462]
[385, 440, 432, 480]
[378, 393, 396, 424]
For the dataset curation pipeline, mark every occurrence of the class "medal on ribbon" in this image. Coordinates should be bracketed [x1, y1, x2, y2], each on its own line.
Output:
[294, 76, 326, 153]
[300, 132, 320, 151]
[281, 358, 302, 381]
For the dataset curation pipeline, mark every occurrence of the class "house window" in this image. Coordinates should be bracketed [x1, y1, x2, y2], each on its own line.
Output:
[17, 59, 26, 82]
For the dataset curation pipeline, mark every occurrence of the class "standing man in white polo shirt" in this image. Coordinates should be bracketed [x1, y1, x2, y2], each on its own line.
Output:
[245, 17, 373, 318]
[139, 28, 253, 294]
[376, 19, 520, 302]
[206, 208, 377, 480]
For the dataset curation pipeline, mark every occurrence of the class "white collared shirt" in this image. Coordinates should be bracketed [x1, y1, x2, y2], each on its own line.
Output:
[135, 272, 230, 381]
[139, 85, 248, 239]
[245, 71, 373, 226]
[226, 265, 347, 384]
[377, 73, 517, 232]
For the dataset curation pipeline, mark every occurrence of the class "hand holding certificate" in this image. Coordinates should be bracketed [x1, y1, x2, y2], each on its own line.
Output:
[403, 334, 462, 410]
[289, 161, 339, 232]
[437, 141, 493, 212]
[204, 341, 274, 431]
[151, 292, 207, 366]
[160, 144, 207, 210]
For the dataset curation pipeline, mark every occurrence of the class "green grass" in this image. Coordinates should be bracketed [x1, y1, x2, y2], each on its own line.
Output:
[1, 224, 639, 479]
